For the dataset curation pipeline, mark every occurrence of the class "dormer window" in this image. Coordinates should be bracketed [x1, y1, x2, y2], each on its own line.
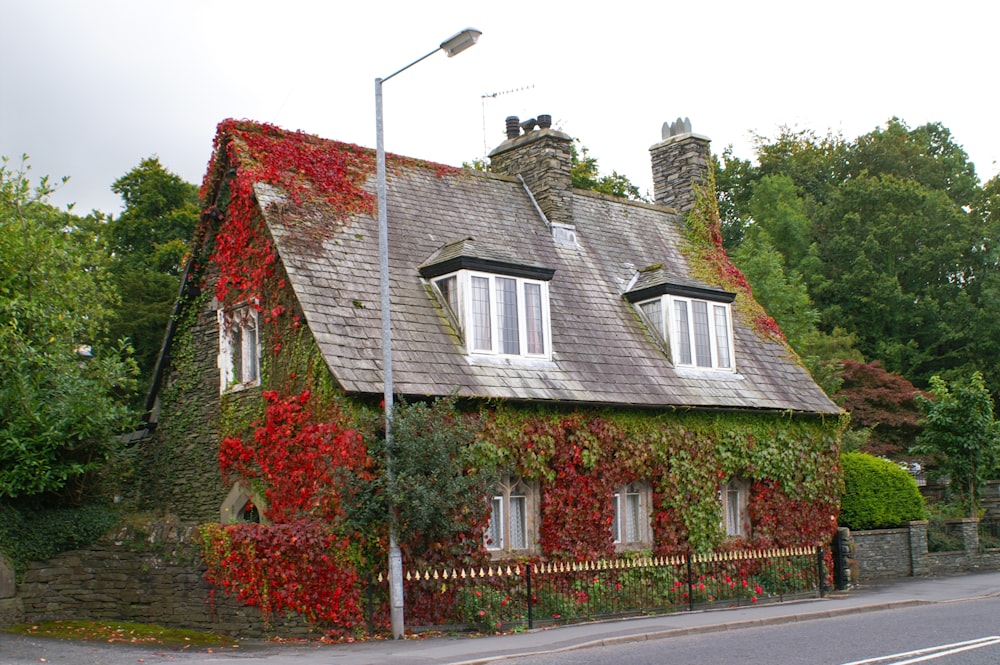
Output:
[626, 267, 736, 371]
[434, 271, 550, 358]
[639, 295, 734, 370]
[420, 238, 554, 360]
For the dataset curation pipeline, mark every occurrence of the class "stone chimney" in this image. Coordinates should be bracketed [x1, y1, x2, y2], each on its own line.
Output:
[649, 117, 711, 214]
[488, 115, 574, 227]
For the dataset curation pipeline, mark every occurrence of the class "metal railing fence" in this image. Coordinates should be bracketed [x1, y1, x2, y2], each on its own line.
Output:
[366, 546, 825, 633]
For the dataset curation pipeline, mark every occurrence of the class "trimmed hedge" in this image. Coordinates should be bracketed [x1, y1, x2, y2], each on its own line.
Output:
[839, 452, 925, 530]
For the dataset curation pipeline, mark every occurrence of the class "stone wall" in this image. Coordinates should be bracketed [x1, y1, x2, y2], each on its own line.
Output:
[852, 527, 913, 579]
[133, 260, 263, 524]
[850, 519, 1000, 582]
[7, 523, 311, 637]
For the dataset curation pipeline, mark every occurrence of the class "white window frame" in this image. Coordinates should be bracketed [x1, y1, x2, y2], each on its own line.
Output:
[612, 481, 652, 548]
[638, 295, 735, 371]
[485, 475, 536, 554]
[721, 477, 750, 538]
[218, 304, 261, 393]
[434, 270, 551, 360]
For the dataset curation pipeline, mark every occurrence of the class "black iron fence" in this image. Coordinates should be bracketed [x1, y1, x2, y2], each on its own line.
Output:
[368, 546, 825, 633]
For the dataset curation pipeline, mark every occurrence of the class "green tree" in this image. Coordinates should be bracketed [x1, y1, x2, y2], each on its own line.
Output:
[717, 119, 997, 391]
[103, 157, 198, 403]
[570, 142, 645, 201]
[0, 155, 137, 502]
[913, 372, 1000, 517]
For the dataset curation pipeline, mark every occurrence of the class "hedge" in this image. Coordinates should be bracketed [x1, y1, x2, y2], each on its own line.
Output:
[839, 452, 925, 530]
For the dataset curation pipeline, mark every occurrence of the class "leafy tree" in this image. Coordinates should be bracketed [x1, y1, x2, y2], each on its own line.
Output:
[570, 142, 645, 201]
[349, 398, 496, 567]
[912, 372, 1000, 517]
[716, 119, 997, 391]
[834, 360, 923, 458]
[0, 155, 136, 503]
[103, 157, 198, 403]
[732, 229, 817, 352]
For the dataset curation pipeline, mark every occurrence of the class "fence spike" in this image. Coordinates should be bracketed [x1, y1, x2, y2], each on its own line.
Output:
[432, 570, 440, 580]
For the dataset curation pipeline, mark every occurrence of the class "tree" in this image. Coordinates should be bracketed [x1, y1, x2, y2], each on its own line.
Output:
[913, 372, 1000, 517]
[716, 119, 998, 391]
[103, 157, 198, 403]
[570, 142, 645, 201]
[834, 360, 923, 458]
[0, 155, 136, 502]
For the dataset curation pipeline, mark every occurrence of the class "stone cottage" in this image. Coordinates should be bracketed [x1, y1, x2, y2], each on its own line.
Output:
[137, 115, 842, 589]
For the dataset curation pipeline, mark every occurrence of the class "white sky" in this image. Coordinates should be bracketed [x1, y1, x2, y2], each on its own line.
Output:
[2, 0, 998, 216]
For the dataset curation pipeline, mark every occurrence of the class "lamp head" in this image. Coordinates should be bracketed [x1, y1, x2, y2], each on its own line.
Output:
[440, 28, 482, 57]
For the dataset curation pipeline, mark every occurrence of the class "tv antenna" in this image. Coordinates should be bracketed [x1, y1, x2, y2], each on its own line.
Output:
[481, 85, 535, 156]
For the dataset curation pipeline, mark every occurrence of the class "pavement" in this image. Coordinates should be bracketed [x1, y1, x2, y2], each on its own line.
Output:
[4, 571, 1000, 664]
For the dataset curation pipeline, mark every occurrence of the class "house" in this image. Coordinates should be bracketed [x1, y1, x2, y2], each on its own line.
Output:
[137, 115, 842, 575]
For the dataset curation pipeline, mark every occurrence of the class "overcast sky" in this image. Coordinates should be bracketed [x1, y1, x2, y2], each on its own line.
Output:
[3, 1, 997, 217]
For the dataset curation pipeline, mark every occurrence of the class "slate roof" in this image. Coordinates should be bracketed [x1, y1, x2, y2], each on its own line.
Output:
[240, 129, 839, 416]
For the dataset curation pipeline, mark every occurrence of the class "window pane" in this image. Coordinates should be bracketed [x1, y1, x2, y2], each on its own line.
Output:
[691, 300, 712, 367]
[231, 326, 243, 382]
[510, 495, 527, 549]
[626, 491, 641, 542]
[243, 318, 259, 383]
[673, 300, 692, 364]
[524, 282, 544, 354]
[496, 277, 520, 355]
[640, 299, 664, 338]
[487, 496, 503, 549]
[471, 276, 492, 351]
[726, 488, 741, 536]
[713, 304, 731, 369]
[436, 276, 458, 314]
[612, 493, 621, 543]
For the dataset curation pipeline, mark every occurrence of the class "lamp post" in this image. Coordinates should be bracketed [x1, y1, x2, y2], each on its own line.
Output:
[375, 27, 481, 641]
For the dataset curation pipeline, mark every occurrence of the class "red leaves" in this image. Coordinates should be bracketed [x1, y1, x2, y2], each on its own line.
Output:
[200, 521, 361, 628]
[208, 389, 373, 631]
[218, 389, 368, 524]
[204, 120, 376, 306]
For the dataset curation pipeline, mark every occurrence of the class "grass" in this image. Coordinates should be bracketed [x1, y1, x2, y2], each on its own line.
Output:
[3, 620, 237, 648]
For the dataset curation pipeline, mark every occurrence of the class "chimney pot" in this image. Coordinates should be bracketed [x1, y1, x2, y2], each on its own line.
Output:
[537, 114, 552, 129]
[505, 116, 521, 140]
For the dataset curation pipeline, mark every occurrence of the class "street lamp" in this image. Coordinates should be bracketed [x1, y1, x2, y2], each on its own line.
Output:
[375, 27, 481, 641]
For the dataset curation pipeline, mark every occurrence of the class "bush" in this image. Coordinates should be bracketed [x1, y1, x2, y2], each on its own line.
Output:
[0, 501, 119, 578]
[839, 452, 925, 530]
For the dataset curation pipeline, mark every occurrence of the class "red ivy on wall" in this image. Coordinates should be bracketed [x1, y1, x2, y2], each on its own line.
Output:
[219, 390, 369, 523]
[203, 119, 376, 305]
[201, 520, 361, 629]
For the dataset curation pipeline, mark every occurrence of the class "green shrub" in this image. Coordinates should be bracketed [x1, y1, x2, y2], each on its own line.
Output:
[839, 452, 925, 530]
[0, 501, 119, 578]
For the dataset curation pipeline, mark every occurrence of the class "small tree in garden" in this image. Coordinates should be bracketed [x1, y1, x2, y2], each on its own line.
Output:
[912, 372, 1000, 518]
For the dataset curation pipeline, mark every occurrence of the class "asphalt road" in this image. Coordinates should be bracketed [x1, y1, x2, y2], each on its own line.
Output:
[501, 595, 1000, 665]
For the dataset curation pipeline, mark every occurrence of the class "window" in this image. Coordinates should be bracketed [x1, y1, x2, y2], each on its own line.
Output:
[612, 482, 652, 547]
[639, 295, 734, 371]
[218, 305, 260, 392]
[722, 478, 750, 538]
[434, 271, 551, 359]
[486, 476, 536, 553]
